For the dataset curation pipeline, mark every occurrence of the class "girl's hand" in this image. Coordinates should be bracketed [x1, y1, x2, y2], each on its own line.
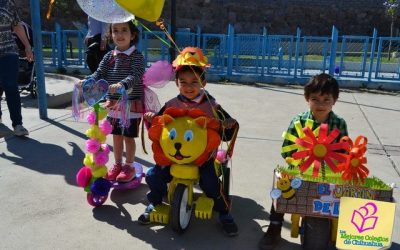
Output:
[25, 47, 34, 62]
[222, 118, 237, 129]
[75, 80, 84, 90]
[143, 112, 155, 123]
[109, 83, 123, 94]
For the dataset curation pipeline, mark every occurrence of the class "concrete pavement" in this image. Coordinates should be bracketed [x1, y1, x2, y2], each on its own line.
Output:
[0, 74, 399, 249]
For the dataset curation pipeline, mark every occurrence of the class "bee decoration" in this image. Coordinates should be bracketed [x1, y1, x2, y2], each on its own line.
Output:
[270, 176, 302, 200]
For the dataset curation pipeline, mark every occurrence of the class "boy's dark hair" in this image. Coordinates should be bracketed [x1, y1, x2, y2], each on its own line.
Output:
[175, 65, 206, 82]
[109, 20, 140, 45]
[304, 73, 339, 100]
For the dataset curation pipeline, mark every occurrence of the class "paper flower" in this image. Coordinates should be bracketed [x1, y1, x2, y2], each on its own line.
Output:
[90, 178, 112, 197]
[87, 111, 96, 125]
[292, 123, 349, 177]
[99, 119, 112, 135]
[339, 136, 369, 183]
[281, 119, 319, 167]
[86, 138, 101, 153]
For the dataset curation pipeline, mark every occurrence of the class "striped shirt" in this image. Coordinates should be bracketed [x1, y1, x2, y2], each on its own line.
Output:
[281, 110, 348, 159]
[0, 0, 20, 56]
[88, 46, 145, 101]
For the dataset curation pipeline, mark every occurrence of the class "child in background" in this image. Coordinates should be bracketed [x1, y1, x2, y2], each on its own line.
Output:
[139, 47, 239, 236]
[258, 73, 348, 249]
[79, 20, 145, 182]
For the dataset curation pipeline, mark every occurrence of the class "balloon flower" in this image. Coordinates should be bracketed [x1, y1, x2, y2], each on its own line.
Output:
[76, 103, 111, 191]
[281, 119, 319, 167]
[292, 123, 349, 177]
[338, 136, 369, 183]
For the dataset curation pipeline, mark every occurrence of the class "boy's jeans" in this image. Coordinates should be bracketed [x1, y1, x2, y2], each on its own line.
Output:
[0, 54, 23, 127]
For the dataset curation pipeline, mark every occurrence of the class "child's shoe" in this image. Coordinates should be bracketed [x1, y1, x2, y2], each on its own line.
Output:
[106, 163, 122, 181]
[116, 164, 135, 182]
[258, 223, 282, 250]
[13, 125, 29, 136]
[138, 204, 155, 225]
[219, 213, 238, 237]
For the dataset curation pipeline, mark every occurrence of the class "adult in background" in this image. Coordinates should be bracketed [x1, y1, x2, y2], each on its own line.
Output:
[85, 16, 110, 73]
[0, 0, 32, 136]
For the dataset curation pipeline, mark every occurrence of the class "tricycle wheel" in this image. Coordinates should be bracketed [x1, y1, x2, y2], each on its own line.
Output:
[301, 216, 331, 250]
[171, 184, 192, 233]
[86, 192, 108, 207]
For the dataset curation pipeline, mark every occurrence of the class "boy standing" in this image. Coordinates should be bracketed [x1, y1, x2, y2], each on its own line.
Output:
[258, 73, 348, 249]
[139, 47, 239, 236]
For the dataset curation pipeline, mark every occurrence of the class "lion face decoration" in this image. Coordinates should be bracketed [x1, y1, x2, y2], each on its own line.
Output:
[148, 107, 221, 166]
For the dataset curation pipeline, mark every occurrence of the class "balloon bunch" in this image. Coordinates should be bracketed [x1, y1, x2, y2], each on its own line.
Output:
[76, 104, 113, 197]
[73, 0, 165, 23]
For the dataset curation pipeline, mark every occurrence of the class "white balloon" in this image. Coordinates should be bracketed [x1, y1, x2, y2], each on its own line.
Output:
[77, 0, 134, 23]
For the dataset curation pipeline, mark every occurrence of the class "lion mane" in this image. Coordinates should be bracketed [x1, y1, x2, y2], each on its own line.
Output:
[148, 107, 221, 166]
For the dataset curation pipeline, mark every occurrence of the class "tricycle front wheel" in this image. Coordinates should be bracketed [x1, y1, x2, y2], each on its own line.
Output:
[171, 184, 192, 233]
[86, 192, 108, 207]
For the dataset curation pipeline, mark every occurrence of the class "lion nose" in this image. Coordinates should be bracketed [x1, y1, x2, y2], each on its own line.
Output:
[174, 143, 182, 150]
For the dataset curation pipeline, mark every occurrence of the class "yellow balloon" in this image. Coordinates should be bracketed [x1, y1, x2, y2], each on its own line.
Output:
[98, 107, 107, 120]
[91, 165, 108, 178]
[116, 0, 165, 22]
[97, 133, 106, 143]
[83, 154, 93, 167]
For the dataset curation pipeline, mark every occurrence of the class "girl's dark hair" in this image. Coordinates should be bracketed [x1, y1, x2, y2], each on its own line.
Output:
[175, 65, 206, 81]
[109, 20, 140, 45]
[304, 73, 339, 100]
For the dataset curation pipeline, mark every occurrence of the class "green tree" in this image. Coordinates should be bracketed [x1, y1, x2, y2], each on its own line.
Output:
[384, 0, 399, 60]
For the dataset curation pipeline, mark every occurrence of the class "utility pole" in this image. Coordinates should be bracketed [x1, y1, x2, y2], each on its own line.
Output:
[169, 0, 176, 62]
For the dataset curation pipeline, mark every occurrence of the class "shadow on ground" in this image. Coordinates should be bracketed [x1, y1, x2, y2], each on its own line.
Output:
[1, 136, 84, 185]
[89, 193, 301, 249]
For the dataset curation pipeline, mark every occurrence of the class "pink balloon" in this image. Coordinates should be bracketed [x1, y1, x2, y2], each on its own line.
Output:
[76, 167, 92, 187]
[216, 149, 227, 162]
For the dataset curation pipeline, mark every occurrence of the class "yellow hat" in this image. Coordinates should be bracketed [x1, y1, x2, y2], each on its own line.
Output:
[172, 47, 210, 71]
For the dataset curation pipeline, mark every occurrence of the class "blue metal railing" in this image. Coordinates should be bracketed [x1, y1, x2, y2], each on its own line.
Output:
[41, 23, 400, 88]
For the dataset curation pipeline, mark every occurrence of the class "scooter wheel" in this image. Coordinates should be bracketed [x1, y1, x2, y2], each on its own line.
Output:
[171, 184, 192, 233]
[86, 192, 108, 207]
[301, 216, 331, 250]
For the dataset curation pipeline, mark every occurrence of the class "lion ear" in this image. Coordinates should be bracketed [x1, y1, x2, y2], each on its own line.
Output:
[194, 117, 207, 128]
[160, 114, 174, 125]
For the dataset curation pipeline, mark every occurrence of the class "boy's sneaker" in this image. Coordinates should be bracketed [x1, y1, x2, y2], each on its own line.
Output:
[106, 163, 122, 181]
[219, 213, 239, 237]
[258, 223, 282, 250]
[116, 164, 135, 182]
[138, 204, 155, 225]
[13, 125, 29, 136]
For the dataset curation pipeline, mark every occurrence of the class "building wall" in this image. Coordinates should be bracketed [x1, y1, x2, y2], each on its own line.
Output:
[15, 0, 399, 36]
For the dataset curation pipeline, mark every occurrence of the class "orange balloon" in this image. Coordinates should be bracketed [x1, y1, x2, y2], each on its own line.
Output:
[116, 0, 165, 22]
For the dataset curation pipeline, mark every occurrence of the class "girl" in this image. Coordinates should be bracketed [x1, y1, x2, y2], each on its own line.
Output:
[81, 20, 145, 182]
